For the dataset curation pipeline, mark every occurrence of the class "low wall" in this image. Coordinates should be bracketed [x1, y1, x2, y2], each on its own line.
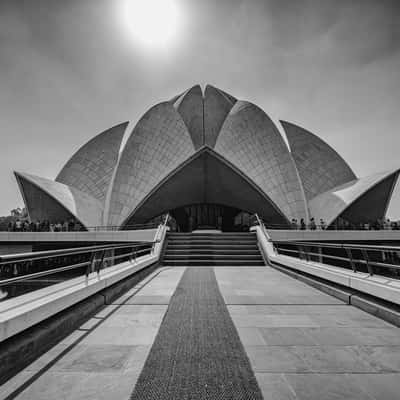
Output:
[0, 225, 167, 342]
[254, 226, 400, 326]
[0, 260, 160, 384]
[267, 229, 400, 243]
[0, 254, 157, 341]
[0, 225, 168, 383]
[0, 229, 158, 245]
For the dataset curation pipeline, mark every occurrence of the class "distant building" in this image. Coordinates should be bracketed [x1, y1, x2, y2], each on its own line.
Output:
[14, 85, 399, 231]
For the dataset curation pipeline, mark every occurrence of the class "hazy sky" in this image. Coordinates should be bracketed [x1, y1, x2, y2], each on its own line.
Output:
[1, 0, 400, 217]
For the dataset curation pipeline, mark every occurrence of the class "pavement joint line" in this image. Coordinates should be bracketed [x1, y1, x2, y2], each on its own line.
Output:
[109, 304, 170, 306]
[224, 303, 348, 306]
[104, 266, 174, 306]
[252, 371, 393, 375]
[2, 266, 170, 400]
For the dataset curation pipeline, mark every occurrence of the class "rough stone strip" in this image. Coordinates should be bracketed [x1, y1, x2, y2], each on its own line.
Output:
[130, 267, 263, 400]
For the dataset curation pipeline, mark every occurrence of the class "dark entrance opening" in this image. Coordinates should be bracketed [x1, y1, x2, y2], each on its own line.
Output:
[167, 203, 251, 232]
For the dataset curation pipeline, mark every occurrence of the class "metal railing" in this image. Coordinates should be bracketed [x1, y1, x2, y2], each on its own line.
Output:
[0, 214, 171, 301]
[0, 241, 155, 288]
[86, 222, 160, 232]
[250, 218, 400, 231]
[1, 222, 161, 233]
[252, 213, 269, 236]
[272, 240, 400, 278]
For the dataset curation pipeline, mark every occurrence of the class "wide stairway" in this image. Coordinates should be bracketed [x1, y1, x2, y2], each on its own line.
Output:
[162, 232, 265, 266]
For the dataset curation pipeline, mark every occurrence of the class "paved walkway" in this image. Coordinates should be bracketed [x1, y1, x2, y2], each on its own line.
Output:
[1, 266, 400, 399]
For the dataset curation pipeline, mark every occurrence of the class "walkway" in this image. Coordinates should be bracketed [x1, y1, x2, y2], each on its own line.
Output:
[1, 266, 400, 399]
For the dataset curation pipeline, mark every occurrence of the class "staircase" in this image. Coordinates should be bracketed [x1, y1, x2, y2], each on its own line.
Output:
[162, 232, 265, 266]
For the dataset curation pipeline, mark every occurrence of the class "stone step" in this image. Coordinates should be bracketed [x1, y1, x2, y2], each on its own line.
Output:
[166, 244, 259, 251]
[165, 249, 260, 255]
[167, 233, 256, 238]
[163, 254, 264, 260]
[162, 260, 265, 266]
[167, 233, 257, 241]
[162, 232, 264, 267]
[166, 240, 257, 245]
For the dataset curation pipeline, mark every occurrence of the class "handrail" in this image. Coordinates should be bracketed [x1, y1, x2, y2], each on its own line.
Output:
[0, 242, 152, 264]
[162, 213, 170, 229]
[252, 213, 269, 237]
[0, 248, 151, 287]
[0, 242, 154, 288]
[250, 221, 400, 231]
[86, 222, 159, 231]
[273, 240, 400, 253]
[272, 240, 400, 277]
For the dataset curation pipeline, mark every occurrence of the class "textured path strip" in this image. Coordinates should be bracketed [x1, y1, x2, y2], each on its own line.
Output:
[130, 267, 263, 400]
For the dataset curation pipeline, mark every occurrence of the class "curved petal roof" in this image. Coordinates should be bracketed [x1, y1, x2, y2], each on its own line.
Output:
[281, 121, 356, 201]
[121, 147, 288, 227]
[107, 102, 196, 227]
[13, 84, 398, 231]
[56, 122, 128, 202]
[15, 172, 103, 228]
[203, 85, 236, 148]
[214, 101, 308, 221]
[308, 169, 400, 226]
[172, 85, 204, 150]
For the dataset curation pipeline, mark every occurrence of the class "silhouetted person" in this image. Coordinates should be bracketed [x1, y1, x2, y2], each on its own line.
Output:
[15, 219, 22, 232]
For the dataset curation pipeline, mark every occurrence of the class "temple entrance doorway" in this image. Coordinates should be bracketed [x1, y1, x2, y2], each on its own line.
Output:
[168, 204, 252, 232]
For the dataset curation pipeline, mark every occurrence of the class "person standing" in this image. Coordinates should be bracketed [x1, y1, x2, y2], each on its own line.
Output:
[15, 219, 22, 232]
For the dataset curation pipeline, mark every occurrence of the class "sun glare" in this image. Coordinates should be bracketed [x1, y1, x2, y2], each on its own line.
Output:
[120, 0, 181, 50]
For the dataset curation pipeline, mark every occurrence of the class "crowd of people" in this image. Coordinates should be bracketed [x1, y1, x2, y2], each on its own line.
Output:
[290, 217, 323, 230]
[287, 217, 400, 231]
[6, 219, 84, 232]
[4, 216, 400, 232]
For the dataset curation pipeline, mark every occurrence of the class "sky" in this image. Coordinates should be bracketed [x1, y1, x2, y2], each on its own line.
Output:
[0, 0, 400, 217]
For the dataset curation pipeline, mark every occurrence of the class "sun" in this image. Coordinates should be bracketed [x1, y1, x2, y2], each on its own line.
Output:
[120, 0, 181, 50]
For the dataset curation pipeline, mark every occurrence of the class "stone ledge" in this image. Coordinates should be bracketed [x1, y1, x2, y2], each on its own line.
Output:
[271, 253, 400, 306]
[0, 261, 159, 385]
[255, 226, 400, 307]
[0, 229, 158, 243]
[0, 255, 158, 341]
[351, 295, 400, 327]
[270, 260, 400, 327]
[271, 261, 353, 304]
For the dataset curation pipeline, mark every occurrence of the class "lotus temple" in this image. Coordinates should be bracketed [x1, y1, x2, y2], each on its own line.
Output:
[14, 85, 399, 231]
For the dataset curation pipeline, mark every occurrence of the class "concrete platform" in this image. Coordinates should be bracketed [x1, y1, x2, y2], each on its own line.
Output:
[1, 266, 400, 399]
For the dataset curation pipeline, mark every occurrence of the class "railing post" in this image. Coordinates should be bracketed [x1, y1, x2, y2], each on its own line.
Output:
[298, 245, 303, 260]
[318, 246, 323, 263]
[97, 250, 105, 275]
[345, 248, 357, 272]
[304, 246, 310, 262]
[361, 249, 373, 275]
[87, 251, 96, 278]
